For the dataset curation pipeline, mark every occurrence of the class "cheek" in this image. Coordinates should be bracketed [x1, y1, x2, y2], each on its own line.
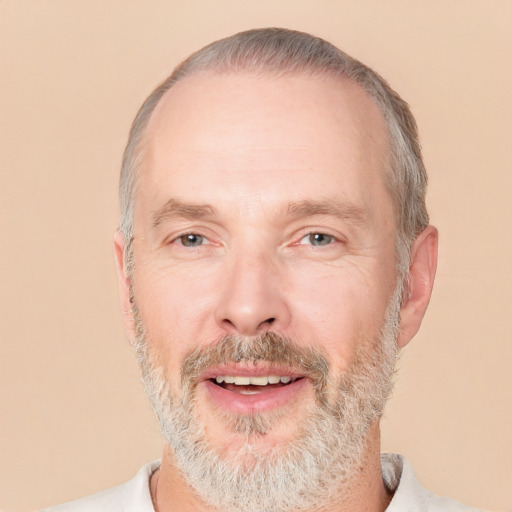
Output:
[287, 267, 391, 369]
[132, 264, 222, 369]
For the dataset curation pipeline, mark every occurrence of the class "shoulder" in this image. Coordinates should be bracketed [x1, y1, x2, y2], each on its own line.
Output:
[40, 461, 160, 512]
[382, 454, 485, 512]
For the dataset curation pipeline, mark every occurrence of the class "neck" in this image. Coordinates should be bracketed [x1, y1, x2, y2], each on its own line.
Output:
[151, 421, 392, 512]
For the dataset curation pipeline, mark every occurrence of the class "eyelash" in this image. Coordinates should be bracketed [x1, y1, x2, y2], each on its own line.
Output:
[167, 230, 340, 250]
[173, 233, 209, 247]
[298, 232, 337, 247]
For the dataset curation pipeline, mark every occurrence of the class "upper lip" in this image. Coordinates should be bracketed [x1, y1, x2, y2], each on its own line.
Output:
[199, 364, 306, 382]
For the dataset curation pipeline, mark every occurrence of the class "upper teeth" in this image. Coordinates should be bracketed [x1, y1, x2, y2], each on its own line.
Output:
[215, 375, 292, 385]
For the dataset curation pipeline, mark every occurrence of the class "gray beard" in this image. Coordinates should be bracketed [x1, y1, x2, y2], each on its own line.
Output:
[133, 287, 400, 512]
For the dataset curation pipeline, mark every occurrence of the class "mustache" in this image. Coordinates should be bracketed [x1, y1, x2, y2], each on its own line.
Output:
[180, 332, 331, 404]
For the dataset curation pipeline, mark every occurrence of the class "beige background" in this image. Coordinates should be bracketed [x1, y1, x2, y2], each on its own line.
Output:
[1, 1, 511, 511]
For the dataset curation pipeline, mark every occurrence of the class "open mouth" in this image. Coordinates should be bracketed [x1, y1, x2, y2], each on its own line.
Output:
[210, 375, 303, 395]
[200, 366, 310, 414]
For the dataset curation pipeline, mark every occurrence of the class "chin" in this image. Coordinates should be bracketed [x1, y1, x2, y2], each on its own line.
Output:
[193, 401, 307, 470]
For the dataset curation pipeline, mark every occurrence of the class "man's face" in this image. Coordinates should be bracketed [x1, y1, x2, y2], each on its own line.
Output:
[124, 71, 400, 506]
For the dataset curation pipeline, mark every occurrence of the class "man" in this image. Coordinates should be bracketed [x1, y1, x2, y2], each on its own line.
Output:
[43, 28, 482, 512]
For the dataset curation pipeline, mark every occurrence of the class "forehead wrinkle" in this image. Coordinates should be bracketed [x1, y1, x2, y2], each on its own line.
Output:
[152, 198, 217, 227]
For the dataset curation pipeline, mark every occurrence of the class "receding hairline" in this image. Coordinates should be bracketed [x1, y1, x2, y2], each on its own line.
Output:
[154, 65, 385, 128]
[135, 66, 392, 197]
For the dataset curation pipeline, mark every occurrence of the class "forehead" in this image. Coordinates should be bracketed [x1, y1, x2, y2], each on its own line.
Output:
[138, 70, 391, 221]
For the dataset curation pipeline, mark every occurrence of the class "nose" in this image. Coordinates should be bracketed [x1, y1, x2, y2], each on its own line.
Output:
[214, 251, 291, 336]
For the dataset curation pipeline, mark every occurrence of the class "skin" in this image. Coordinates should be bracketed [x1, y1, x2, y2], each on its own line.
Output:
[114, 71, 438, 512]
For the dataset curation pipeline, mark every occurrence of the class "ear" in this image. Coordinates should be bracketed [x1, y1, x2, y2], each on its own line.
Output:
[397, 225, 438, 348]
[114, 230, 136, 345]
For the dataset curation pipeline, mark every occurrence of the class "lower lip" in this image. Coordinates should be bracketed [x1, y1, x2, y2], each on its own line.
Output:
[201, 378, 310, 414]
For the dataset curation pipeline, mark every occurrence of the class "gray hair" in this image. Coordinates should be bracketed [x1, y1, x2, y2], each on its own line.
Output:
[120, 28, 429, 277]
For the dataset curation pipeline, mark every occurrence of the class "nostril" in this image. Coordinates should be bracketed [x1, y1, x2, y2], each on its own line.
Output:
[219, 316, 278, 335]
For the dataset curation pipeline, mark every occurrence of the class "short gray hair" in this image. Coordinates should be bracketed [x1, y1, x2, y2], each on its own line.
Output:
[120, 28, 429, 276]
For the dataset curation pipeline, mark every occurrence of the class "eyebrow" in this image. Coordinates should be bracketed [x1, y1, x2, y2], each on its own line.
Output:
[152, 197, 367, 228]
[285, 199, 367, 226]
[152, 198, 216, 227]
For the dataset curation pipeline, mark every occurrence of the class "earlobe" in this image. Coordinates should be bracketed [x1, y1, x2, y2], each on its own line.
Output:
[397, 225, 438, 348]
[113, 231, 136, 345]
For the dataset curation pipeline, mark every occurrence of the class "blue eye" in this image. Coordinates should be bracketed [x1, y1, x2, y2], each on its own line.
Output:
[178, 234, 205, 247]
[300, 233, 335, 246]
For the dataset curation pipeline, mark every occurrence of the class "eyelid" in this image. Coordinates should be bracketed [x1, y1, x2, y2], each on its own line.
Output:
[170, 232, 211, 245]
[289, 228, 344, 246]
[179, 234, 207, 246]
[298, 232, 337, 246]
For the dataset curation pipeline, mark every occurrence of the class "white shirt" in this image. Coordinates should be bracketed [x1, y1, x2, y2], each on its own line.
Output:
[41, 454, 484, 511]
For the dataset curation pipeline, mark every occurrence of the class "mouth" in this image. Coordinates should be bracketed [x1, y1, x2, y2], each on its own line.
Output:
[199, 367, 310, 414]
[212, 374, 301, 394]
